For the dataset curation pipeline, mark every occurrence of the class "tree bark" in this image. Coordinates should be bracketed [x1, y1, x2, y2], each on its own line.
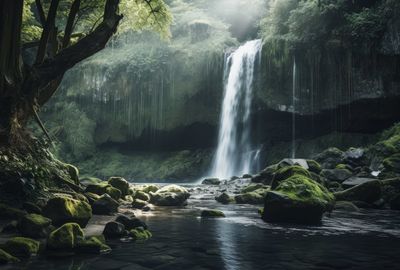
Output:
[62, 0, 81, 49]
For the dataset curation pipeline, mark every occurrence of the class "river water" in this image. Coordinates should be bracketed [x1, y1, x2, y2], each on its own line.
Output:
[4, 184, 400, 270]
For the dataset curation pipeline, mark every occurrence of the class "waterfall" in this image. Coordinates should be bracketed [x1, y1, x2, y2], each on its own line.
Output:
[291, 57, 296, 159]
[210, 39, 262, 179]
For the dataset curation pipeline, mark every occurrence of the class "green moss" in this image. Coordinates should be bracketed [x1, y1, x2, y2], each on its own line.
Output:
[108, 177, 130, 196]
[272, 165, 312, 189]
[133, 191, 151, 202]
[139, 184, 159, 193]
[201, 209, 225, 218]
[335, 164, 347, 170]
[383, 153, 400, 173]
[241, 184, 268, 194]
[275, 174, 335, 205]
[47, 223, 84, 250]
[129, 227, 152, 240]
[105, 186, 122, 201]
[0, 248, 20, 264]
[76, 235, 111, 254]
[215, 192, 234, 204]
[85, 183, 110, 195]
[3, 237, 40, 258]
[132, 199, 147, 209]
[18, 213, 52, 238]
[43, 196, 92, 227]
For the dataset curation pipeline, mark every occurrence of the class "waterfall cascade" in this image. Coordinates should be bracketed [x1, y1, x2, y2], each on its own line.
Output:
[210, 39, 262, 179]
[292, 57, 297, 159]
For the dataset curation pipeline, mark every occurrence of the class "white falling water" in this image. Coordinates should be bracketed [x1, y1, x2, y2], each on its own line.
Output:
[211, 39, 263, 179]
[292, 56, 296, 159]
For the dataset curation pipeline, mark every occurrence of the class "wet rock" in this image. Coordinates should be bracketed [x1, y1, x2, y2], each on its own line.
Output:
[321, 168, 352, 183]
[84, 192, 101, 205]
[334, 201, 360, 212]
[142, 205, 152, 211]
[133, 191, 150, 202]
[80, 177, 103, 186]
[108, 177, 130, 196]
[103, 221, 126, 238]
[129, 227, 152, 240]
[92, 194, 119, 215]
[47, 223, 84, 250]
[43, 196, 92, 227]
[0, 249, 19, 264]
[334, 180, 382, 204]
[137, 184, 159, 194]
[76, 235, 111, 254]
[1, 221, 19, 234]
[314, 147, 344, 169]
[215, 192, 233, 204]
[202, 178, 221, 185]
[116, 214, 147, 230]
[18, 213, 52, 238]
[242, 174, 252, 179]
[343, 148, 366, 167]
[22, 202, 42, 214]
[3, 237, 40, 258]
[342, 177, 377, 188]
[390, 194, 400, 210]
[262, 174, 335, 224]
[85, 183, 121, 200]
[251, 164, 278, 184]
[132, 199, 147, 209]
[150, 185, 190, 206]
[382, 153, 400, 175]
[235, 186, 269, 205]
[306, 160, 322, 174]
[201, 209, 225, 217]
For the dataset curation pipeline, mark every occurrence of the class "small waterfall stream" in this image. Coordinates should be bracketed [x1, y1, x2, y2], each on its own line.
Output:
[292, 57, 297, 159]
[210, 39, 262, 179]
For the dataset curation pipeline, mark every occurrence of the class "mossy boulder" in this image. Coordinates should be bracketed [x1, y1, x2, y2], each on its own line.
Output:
[201, 209, 225, 218]
[241, 183, 268, 193]
[0, 203, 26, 219]
[0, 249, 19, 264]
[271, 165, 311, 189]
[76, 235, 111, 254]
[314, 147, 344, 169]
[47, 223, 84, 250]
[105, 186, 122, 200]
[108, 177, 130, 196]
[92, 194, 119, 215]
[262, 175, 335, 224]
[215, 192, 234, 204]
[306, 160, 322, 174]
[334, 201, 360, 212]
[383, 153, 400, 174]
[334, 180, 382, 204]
[129, 227, 152, 240]
[133, 190, 150, 202]
[3, 237, 40, 258]
[137, 184, 159, 194]
[65, 164, 79, 185]
[251, 164, 279, 184]
[132, 199, 147, 209]
[22, 202, 42, 214]
[85, 183, 109, 196]
[43, 197, 92, 227]
[18, 213, 52, 238]
[80, 177, 103, 186]
[150, 184, 190, 206]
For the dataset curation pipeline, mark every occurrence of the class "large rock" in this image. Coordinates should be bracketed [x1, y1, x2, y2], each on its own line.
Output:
[85, 183, 121, 200]
[108, 177, 130, 196]
[334, 180, 382, 204]
[262, 175, 335, 224]
[0, 203, 26, 219]
[201, 209, 225, 217]
[43, 197, 92, 227]
[133, 191, 150, 202]
[103, 221, 126, 238]
[3, 237, 40, 258]
[0, 249, 19, 264]
[215, 192, 233, 204]
[18, 213, 52, 238]
[314, 147, 344, 169]
[235, 185, 269, 205]
[47, 223, 84, 250]
[65, 164, 80, 185]
[322, 168, 353, 183]
[150, 185, 190, 206]
[343, 148, 366, 167]
[75, 235, 111, 254]
[202, 178, 221, 185]
[129, 227, 152, 241]
[92, 194, 119, 215]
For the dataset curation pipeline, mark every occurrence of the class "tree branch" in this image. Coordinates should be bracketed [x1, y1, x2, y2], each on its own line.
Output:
[62, 0, 81, 49]
[35, 0, 46, 27]
[35, 0, 122, 104]
[35, 0, 60, 64]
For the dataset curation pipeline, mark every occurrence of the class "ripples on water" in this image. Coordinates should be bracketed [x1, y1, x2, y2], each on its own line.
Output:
[6, 185, 400, 270]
